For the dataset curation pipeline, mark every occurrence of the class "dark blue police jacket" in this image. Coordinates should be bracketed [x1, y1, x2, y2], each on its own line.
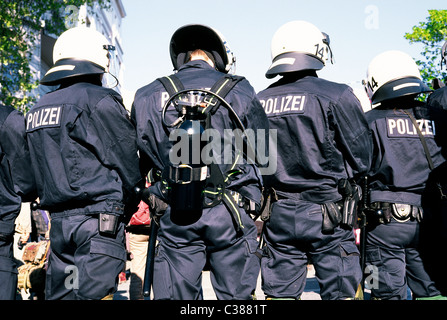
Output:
[257, 73, 372, 203]
[25, 82, 142, 214]
[131, 60, 269, 204]
[427, 86, 447, 150]
[428, 86, 447, 111]
[0, 105, 36, 237]
[366, 100, 446, 206]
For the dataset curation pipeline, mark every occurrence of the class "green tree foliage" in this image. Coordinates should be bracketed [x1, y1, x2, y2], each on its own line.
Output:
[0, 0, 110, 112]
[404, 9, 447, 88]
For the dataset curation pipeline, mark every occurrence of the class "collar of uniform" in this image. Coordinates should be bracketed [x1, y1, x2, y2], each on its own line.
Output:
[268, 70, 318, 89]
[178, 60, 215, 72]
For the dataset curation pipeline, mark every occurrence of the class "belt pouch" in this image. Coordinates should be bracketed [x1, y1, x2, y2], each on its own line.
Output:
[391, 203, 412, 222]
[342, 199, 355, 228]
[99, 213, 119, 235]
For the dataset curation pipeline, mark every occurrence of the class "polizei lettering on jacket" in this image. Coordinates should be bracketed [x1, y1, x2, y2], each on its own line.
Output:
[386, 117, 436, 138]
[259, 95, 306, 115]
[26, 106, 62, 132]
[160, 87, 212, 109]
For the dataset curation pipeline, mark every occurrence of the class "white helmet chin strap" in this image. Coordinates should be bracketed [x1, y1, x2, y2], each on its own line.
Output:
[322, 32, 334, 65]
[227, 56, 236, 75]
[101, 72, 119, 89]
[102, 44, 119, 89]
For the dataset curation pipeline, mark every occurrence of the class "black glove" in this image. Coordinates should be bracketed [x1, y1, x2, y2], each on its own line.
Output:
[142, 189, 168, 225]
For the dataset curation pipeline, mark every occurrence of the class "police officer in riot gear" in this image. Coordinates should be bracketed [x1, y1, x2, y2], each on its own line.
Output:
[427, 41, 447, 140]
[423, 42, 447, 296]
[131, 24, 269, 299]
[26, 27, 143, 300]
[0, 104, 36, 300]
[258, 20, 372, 300]
[363, 50, 446, 299]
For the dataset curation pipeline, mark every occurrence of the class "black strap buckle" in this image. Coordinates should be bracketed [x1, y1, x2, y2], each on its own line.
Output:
[169, 164, 208, 184]
[169, 164, 193, 184]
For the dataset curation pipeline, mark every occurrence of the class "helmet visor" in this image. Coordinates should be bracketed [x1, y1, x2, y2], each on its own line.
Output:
[371, 77, 431, 104]
[40, 58, 105, 86]
[266, 52, 324, 79]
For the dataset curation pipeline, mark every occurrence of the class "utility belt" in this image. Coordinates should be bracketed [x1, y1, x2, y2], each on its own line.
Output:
[167, 165, 257, 210]
[222, 190, 258, 235]
[228, 190, 258, 214]
[43, 200, 125, 236]
[261, 186, 359, 234]
[276, 191, 303, 201]
[367, 202, 423, 224]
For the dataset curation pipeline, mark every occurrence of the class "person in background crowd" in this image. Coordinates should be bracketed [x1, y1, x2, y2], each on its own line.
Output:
[126, 181, 151, 300]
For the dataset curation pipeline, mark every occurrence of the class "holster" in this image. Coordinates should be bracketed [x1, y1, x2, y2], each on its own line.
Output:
[322, 202, 342, 234]
[259, 188, 277, 222]
[322, 181, 361, 233]
[341, 184, 361, 228]
[368, 202, 392, 224]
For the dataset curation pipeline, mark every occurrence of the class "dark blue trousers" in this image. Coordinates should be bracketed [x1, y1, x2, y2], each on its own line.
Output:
[261, 199, 361, 300]
[46, 213, 126, 300]
[153, 202, 261, 300]
[420, 177, 447, 296]
[365, 217, 441, 299]
[0, 238, 17, 300]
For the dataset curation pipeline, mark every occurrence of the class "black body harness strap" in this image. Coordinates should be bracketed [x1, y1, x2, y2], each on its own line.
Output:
[157, 74, 251, 234]
[401, 109, 446, 200]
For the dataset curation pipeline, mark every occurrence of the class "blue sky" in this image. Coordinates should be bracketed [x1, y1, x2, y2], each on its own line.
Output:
[119, 1, 445, 108]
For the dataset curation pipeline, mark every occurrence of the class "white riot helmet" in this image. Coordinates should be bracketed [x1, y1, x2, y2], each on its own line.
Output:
[266, 20, 333, 79]
[363, 50, 431, 105]
[40, 27, 115, 85]
[169, 24, 236, 73]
